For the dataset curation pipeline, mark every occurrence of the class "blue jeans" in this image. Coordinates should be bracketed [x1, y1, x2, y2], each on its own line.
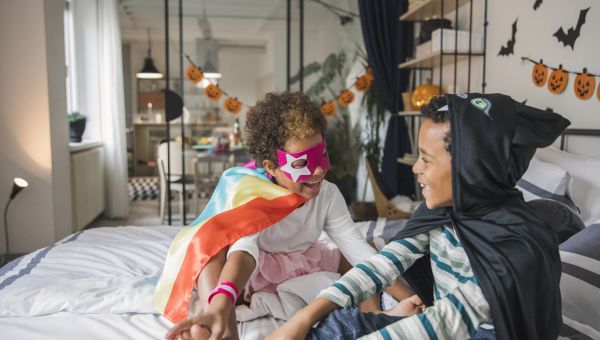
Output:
[307, 307, 496, 340]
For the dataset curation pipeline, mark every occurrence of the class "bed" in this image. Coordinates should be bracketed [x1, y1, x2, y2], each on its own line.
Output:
[1, 130, 599, 339]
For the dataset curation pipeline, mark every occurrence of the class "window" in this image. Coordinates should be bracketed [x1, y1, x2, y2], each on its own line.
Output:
[64, 0, 78, 113]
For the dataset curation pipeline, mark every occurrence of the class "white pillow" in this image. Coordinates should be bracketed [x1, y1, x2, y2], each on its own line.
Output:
[536, 147, 600, 225]
[517, 157, 570, 201]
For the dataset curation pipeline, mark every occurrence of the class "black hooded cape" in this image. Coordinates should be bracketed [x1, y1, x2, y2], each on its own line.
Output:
[397, 93, 570, 340]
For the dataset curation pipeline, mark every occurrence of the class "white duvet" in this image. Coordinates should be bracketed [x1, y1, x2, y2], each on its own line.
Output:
[0, 226, 343, 320]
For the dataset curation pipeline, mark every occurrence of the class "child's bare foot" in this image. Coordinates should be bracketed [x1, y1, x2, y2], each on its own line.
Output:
[384, 295, 425, 317]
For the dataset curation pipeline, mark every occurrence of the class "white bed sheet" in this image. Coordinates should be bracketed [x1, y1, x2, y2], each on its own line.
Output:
[0, 226, 288, 339]
[0, 220, 402, 339]
[0, 312, 282, 340]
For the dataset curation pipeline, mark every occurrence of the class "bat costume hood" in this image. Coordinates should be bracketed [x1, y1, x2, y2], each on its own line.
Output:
[398, 93, 570, 340]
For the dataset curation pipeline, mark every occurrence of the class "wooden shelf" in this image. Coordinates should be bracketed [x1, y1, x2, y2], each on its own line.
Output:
[398, 50, 484, 69]
[400, 0, 472, 21]
[398, 153, 418, 166]
[398, 111, 421, 116]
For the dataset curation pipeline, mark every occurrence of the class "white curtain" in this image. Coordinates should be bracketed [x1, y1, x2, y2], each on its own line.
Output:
[97, 0, 129, 217]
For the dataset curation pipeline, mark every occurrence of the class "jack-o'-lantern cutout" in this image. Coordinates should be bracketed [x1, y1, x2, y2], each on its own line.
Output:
[186, 65, 204, 84]
[338, 89, 355, 107]
[224, 97, 242, 114]
[354, 75, 371, 92]
[320, 101, 337, 116]
[547, 65, 568, 94]
[531, 61, 548, 87]
[204, 84, 222, 101]
[573, 68, 595, 100]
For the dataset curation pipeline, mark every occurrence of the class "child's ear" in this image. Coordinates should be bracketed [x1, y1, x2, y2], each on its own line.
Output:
[262, 160, 278, 176]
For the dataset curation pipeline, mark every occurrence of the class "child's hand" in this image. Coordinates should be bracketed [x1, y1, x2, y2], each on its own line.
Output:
[165, 298, 236, 340]
[384, 294, 426, 317]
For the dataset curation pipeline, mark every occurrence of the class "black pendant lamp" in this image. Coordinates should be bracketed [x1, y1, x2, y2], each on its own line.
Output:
[136, 28, 163, 79]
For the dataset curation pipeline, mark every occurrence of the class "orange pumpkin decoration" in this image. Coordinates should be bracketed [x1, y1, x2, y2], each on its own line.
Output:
[354, 75, 371, 92]
[186, 65, 204, 84]
[224, 97, 242, 114]
[320, 101, 337, 116]
[547, 65, 568, 94]
[338, 89, 355, 107]
[204, 84, 222, 101]
[531, 61, 548, 87]
[573, 68, 595, 100]
[411, 84, 443, 109]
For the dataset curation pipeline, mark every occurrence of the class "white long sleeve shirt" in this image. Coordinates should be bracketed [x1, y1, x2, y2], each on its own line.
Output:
[227, 180, 377, 267]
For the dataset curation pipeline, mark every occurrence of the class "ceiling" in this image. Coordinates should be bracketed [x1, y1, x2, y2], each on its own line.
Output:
[118, 0, 337, 45]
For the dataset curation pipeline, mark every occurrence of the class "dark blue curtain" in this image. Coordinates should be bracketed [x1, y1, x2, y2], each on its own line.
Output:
[358, 0, 415, 198]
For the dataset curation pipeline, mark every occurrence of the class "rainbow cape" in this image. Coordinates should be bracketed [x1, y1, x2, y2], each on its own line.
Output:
[154, 167, 305, 323]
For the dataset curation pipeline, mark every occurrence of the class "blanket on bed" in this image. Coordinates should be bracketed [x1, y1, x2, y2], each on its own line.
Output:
[154, 167, 305, 323]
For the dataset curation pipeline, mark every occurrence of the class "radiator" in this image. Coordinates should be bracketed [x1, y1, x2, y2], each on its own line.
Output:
[70, 146, 105, 231]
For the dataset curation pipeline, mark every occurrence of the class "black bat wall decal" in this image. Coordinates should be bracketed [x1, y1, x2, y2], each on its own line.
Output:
[533, 0, 543, 10]
[498, 19, 517, 56]
[553, 7, 590, 49]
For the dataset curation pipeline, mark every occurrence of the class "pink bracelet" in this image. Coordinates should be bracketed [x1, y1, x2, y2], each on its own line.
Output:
[207, 281, 239, 305]
[219, 281, 239, 295]
[207, 287, 235, 305]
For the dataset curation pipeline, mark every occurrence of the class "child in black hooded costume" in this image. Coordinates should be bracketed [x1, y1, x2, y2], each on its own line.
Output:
[267, 93, 570, 340]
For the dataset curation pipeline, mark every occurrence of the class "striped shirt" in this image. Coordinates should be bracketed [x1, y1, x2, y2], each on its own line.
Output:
[318, 225, 493, 339]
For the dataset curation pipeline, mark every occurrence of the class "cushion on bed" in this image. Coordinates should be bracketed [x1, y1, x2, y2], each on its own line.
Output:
[536, 147, 600, 225]
[559, 222, 600, 339]
[516, 157, 579, 213]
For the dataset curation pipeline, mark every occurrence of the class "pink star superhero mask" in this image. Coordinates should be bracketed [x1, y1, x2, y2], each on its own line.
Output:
[276, 140, 331, 182]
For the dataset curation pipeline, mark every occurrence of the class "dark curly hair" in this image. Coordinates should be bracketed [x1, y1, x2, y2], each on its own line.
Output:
[420, 95, 451, 153]
[245, 91, 327, 166]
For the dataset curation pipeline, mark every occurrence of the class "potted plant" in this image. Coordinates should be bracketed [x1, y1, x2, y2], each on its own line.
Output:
[68, 111, 87, 142]
[292, 52, 362, 203]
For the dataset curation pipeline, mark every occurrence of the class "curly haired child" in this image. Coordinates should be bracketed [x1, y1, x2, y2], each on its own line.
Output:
[160, 92, 415, 340]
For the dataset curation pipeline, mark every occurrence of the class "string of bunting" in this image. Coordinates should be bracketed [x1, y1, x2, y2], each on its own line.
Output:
[522, 56, 600, 101]
[184, 53, 375, 116]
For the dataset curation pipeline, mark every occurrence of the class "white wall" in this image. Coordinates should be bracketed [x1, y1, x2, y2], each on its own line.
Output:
[485, 0, 600, 156]
[0, 0, 73, 253]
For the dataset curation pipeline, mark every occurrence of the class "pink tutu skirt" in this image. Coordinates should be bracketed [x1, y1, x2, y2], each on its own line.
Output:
[244, 241, 341, 300]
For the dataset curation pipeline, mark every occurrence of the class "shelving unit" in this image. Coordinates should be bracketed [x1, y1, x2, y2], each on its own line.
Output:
[398, 0, 488, 170]
[400, 0, 473, 21]
[398, 51, 485, 70]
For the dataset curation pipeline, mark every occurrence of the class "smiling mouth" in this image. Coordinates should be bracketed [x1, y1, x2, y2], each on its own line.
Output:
[304, 179, 323, 189]
[420, 182, 430, 193]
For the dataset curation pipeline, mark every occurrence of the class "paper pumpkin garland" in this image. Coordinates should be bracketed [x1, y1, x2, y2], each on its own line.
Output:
[320, 101, 337, 116]
[531, 61, 548, 87]
[338, 89, 355, 107]
[204, 84, 222, 101]
[184, 52, 373, 116]
[523, 57, 600, 101]
[354, 75, 371, 92]
[224, 97, 242, 114]
[574, 68, 595, 100]
[186, 65, 204, 84]
[547, 65, 568, 94]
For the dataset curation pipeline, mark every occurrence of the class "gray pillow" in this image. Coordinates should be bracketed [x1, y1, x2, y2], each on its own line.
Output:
[559, 224, 600, 339]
